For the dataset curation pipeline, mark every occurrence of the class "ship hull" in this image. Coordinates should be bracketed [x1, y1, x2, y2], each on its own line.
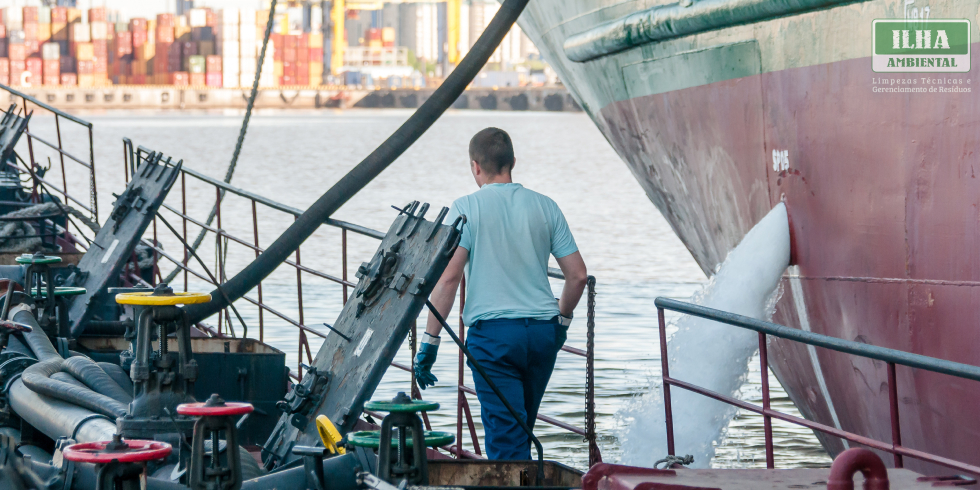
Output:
[517, 0, 980, 474]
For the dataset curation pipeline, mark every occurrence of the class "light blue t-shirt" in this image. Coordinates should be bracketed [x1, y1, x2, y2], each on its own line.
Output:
[447, 183, 578, 326]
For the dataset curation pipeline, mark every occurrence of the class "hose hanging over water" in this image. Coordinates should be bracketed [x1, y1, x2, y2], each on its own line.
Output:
[185, 0, 532, 323]
[163, 0, 279, 285]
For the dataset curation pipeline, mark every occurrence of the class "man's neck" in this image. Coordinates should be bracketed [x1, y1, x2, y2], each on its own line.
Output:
[483, 173, 513, 185]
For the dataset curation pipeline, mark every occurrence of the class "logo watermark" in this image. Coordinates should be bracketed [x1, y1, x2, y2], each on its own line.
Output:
[872, 19, 970, 72]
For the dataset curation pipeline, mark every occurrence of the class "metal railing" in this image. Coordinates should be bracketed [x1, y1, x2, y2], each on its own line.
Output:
[655, 296, 980, 474]
[0, 83, 98, 223]
[129, 150, 600, 464]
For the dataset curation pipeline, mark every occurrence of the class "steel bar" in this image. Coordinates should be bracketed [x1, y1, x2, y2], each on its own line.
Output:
[460, 394, 483, 455]
[0, 82, 93, 126]
[252, 200, 264, 341]
[342, 228, 349, 304]
[457, 277, 465, 459]
[55, 115, 67, 197]
[87, 125, 96, 218]
[20, 130, 92, 168]
[662, 375, 980, 475]
[10, 155, 94, 213]
[658, 307, 675, 456]
[655, 297, 980, 382]
[888, 362, 903, 468]
[759, 332, 774, 468]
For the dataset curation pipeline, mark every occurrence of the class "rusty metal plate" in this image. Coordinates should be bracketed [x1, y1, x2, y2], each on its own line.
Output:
[263, 202, 461, 468]
[66, 150, 181, 337]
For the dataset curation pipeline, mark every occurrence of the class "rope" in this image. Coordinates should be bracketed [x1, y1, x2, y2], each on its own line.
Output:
[653, 454, 694, 469]
[163, 0, 279, 284]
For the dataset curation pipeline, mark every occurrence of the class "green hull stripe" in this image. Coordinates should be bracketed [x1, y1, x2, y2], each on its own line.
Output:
[563, 0, 869, 63]
[623, 41, 762, 98]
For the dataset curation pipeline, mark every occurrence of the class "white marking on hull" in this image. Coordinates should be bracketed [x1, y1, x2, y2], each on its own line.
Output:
[788, 265, 849, 449]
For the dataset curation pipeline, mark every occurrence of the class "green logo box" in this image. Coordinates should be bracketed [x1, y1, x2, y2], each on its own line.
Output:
[872, 19, 971, 72]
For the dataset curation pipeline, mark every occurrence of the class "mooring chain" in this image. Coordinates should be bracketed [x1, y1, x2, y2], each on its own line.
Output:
[653, 454, 694, 469]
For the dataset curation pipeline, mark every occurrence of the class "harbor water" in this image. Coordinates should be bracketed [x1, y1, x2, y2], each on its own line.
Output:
[43, 109, 831, 470]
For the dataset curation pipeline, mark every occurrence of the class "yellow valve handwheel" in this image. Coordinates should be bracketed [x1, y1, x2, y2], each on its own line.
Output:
[316, 415, 346, 455]
[115, 292, 212, 306]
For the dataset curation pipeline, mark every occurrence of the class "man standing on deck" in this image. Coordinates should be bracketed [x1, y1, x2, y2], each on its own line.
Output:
[414, 127, 588, 460]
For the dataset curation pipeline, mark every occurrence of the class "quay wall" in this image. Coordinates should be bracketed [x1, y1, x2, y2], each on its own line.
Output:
[1, 85, 580, 112]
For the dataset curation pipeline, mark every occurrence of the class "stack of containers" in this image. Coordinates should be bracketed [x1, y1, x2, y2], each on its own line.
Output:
[310, 33, 323, 86]
[206, 54, 221, 86]
[51, 7, 73, 85]
[22, 7, 40, 86]
[69, 9, 92, 87]
[90, 7, 109, 85]
[257, 9, 276, 88]
[41, 39, 59, 85]
[187, 54, 204, 85]
[8, 13, 25, 86]
[238, 8, 256, 88]
[156, 13, 178, 84]
[113, 27, 132, 84]
[219, 8, 238, 87]
[130, 17, 149, 84]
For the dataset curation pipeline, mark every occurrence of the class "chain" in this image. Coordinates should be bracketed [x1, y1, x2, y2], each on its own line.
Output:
[585, 276, 599, 465]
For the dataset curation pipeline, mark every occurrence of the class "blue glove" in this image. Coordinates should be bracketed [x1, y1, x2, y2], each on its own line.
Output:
[414, 332, 440, 390]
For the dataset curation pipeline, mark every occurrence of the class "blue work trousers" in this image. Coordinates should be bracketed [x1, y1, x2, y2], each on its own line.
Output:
[466, 317, 566, 460]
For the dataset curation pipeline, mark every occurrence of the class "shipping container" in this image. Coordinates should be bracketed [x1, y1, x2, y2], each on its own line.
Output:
[66, 8, 81, 24]
[90, 21, 108, 40]
[74, 42, 93, 61]
[77, 59, 93, 74]
[22, 7, 37, 24]
[69, 23, 90, 43]
[60, 72, 76, 86]
[187, 55, 205, 73]
[170, 71, 188, 86]
[51, 7, 66, 24]
[8, 44, 24, 61]
[88, 8, 106, 23]
[205, 72, 221, 86]
[190, 72, 205, 86]
[189, 8, 207, 27]
[41, 42, 60, 60]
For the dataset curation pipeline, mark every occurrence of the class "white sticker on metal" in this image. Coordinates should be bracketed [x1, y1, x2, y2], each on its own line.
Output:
[354, 328, 374, 357]
[101, 239, 120, 264]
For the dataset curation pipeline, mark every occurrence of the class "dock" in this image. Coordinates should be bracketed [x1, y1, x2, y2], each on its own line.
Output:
[1, 85, 581, 111]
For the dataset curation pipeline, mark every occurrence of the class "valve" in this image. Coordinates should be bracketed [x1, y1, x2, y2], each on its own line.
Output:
[62, 433, 172, 490]
[178, 393, 253, 490]
[348, 392, 454, 485]
[16, 252, 78, 336]
[115, 283, 210, 440]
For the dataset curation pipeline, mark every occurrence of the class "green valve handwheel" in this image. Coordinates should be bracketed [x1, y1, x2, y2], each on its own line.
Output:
[347, 430, 455, 449]
[36, 287, 87, 297]
[15, 254, 62, 265]
[364, 399, 440, 413]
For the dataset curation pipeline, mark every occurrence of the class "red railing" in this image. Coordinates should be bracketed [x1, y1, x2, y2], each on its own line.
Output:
[655, 296, 980, 474]
[127, 148, 601, 465]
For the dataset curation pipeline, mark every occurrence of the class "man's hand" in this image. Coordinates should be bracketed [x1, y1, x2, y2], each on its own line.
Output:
[556, 251, 588, 317]
[414, 332, 440, 389]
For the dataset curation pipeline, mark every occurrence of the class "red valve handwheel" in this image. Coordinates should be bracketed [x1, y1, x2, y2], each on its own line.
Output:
[177, 401, 254, 417]
[62, 439, 172, 464]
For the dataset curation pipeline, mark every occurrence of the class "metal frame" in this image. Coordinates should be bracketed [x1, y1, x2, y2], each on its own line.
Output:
[0, 84, 98, 221]
[131, 150, 600, 465]
[655, 296, 980, 474]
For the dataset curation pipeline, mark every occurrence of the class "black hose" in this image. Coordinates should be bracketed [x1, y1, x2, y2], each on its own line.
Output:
[21, 358, 128, 418]
[14, 308, 58, 361]
[184, 0, 532, 323]
[98, 362, 134, 395]
[63, 356, 133, 404]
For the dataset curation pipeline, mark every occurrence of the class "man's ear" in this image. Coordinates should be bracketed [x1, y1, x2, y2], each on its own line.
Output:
[471, 160, 481, 175]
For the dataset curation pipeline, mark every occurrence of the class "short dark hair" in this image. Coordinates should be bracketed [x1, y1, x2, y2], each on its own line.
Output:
[469, 127, 514, 175]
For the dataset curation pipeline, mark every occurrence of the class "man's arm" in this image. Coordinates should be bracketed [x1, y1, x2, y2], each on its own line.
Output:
[556, 251, 587, 318]
[425, 247, 468, 336]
